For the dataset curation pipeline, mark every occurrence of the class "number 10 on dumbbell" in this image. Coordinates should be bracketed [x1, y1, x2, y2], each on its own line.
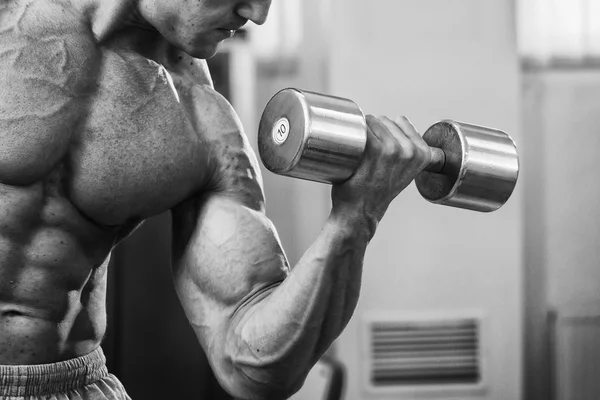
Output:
[258, 88, 519, 213]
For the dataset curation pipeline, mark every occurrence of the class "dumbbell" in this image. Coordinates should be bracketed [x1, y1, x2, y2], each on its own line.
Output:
[257, 88, 519, 213]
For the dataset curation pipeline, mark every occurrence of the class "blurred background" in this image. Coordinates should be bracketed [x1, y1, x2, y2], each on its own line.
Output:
[102, 0, 600, 399]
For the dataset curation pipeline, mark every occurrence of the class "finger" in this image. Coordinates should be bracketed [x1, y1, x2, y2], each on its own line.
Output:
[377, 115, 413, 150]
[391, 116, 434, 169]
[392, 116, 428, 147]
[363, 123, 379, 156]
[365, 115, 385, 141]
[392, 116, 431, 155]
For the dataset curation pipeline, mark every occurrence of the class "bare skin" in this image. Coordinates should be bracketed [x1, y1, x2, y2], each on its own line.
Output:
[0, 0, 431, 398]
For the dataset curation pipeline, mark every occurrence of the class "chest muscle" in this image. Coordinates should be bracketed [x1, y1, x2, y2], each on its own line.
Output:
[0, 2, 210, 227]
[0, 0, 97, 185]
[70, 49, 209, 225]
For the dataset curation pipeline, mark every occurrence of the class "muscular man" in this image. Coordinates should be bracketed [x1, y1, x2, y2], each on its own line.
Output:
[0, 0, 431, 399]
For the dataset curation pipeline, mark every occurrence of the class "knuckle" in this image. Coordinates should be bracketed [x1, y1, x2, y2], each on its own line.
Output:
[377, 128, 393, 144]
[368, 138, 382, 155]
[396, 115, 414, 130]
[381, 140, 397, 157]
[401, 142, 416, 159]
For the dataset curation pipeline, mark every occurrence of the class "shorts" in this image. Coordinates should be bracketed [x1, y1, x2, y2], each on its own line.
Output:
[0, 347, 131, 400]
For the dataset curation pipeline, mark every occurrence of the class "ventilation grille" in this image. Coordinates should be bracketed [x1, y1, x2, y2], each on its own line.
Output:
[369, 318, 481, 387]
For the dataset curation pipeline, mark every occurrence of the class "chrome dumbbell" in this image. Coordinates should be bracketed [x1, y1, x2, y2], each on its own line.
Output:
[258, 88, 519, 213]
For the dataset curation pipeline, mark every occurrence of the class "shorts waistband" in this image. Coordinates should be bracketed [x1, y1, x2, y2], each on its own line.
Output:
[0, 346, 109, 397]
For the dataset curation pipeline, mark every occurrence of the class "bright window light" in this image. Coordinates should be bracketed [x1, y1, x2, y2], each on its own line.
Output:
[247, 0, 303, 60]
[518, 0, 600, 64]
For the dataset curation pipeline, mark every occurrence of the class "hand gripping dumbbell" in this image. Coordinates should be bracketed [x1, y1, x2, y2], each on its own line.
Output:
[257, 88, 519, 213]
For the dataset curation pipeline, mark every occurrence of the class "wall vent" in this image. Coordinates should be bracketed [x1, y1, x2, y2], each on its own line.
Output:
[362, 312, 488, 396]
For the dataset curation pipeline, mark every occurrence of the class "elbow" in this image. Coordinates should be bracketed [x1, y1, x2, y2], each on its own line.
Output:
[233, 366, 304, 400]
[217, 357, 306, 400]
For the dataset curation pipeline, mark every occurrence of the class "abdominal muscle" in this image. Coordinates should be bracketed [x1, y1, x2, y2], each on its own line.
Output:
[0, 183, 118, 365]
[0, 244, 111, 365]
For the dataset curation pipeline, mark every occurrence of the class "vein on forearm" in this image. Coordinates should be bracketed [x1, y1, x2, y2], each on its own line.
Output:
[229, 216, 369, 372]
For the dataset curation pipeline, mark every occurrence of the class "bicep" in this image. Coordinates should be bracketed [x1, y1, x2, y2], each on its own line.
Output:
[170, 77, 286, 340]
[171, 195, 289, 336]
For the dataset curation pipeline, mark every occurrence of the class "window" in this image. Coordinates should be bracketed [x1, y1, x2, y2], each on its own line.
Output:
[247, 0, 303, 60]
[518, 0, 600, 67]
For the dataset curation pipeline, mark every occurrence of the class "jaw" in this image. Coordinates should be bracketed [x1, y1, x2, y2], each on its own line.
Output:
[126, 0, 230, 59]
[187, 43, 221, 60]
[163, 27, 227, 59]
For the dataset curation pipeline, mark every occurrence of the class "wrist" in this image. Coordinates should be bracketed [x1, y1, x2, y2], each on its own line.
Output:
[328, 201, 379, 241]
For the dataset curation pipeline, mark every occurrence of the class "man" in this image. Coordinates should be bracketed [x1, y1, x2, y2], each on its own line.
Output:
[0, 0, 431, 399]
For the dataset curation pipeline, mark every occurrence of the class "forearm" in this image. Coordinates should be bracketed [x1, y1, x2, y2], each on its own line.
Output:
[227, 206, 376, 393]
[171, 186, 378, 398]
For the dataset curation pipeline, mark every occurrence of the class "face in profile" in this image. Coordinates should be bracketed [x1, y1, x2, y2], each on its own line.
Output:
[139, 0, 272, 58]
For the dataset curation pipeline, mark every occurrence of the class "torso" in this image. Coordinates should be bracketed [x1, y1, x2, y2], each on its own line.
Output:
[0, 0, 213, 364]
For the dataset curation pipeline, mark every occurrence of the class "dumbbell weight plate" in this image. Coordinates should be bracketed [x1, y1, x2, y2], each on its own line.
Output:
[415, 121, 519, 212]
[258, 88, 368, 184]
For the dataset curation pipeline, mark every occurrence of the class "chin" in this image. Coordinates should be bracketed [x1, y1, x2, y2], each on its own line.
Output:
[182, 41, 221, 60]
[159, 30, 218, 59]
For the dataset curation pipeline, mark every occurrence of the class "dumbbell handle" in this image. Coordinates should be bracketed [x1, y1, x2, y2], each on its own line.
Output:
[425, 147, 446, 174]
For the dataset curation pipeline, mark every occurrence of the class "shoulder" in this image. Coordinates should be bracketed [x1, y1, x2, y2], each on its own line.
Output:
[0, 0, 101, 101]
[163, 51, 248, 168]
[164, 55, 265, 210]
[144, 45, 266, 209]
[2, 0, 97, 44]
[1, 0, 100, 70]
[175, 80, 266, 210]
[0, 0, 100, 185]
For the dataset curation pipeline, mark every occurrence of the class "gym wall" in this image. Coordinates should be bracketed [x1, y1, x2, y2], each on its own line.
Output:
[325, 1, 523, 400]
[522, 69, 600, 400]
